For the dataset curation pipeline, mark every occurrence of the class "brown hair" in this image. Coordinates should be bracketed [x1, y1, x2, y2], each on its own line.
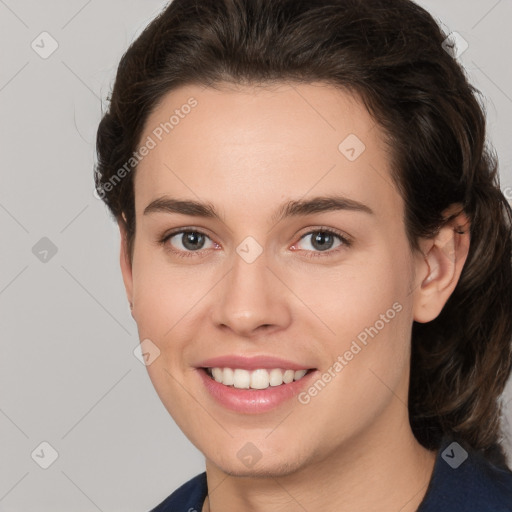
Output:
[95, 0, 512, 466]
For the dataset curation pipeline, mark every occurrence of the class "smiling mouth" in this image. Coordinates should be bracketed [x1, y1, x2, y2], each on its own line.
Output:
[203, 367, 315, 390]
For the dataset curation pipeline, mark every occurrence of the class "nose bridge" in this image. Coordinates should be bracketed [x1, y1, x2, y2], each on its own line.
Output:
[212, 236, 290, 335]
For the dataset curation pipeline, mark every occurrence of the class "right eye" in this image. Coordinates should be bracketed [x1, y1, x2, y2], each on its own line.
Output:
[160, 229, 219, 258]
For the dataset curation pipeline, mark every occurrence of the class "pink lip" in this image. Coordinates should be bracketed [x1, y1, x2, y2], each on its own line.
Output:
[196, 355, 313, 371]
[197, 367, 318, 414]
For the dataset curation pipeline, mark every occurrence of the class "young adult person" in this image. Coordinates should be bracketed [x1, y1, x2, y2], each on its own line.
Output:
[95, 1, 512, 510]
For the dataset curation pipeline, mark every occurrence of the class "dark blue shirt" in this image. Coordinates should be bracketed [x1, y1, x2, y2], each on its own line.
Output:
[150, 435, 512, 511]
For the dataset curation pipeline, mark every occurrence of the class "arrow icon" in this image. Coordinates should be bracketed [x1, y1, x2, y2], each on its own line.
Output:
[31, 441, 59, 469]
[338, 134, 365, 161]
[441, 441, 468, 468]
[32, 237, 58, 263]
[236, 236, 263, 263]
[134, 339, 161, 366]
[442, 32, 468, 59]
[237, 441, 263, 467]
[31, 31, 59, 59]
[445, 449, 455, 458]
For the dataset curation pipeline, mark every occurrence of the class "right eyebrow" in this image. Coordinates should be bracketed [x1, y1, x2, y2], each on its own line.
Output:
[144, 197, 219, 218]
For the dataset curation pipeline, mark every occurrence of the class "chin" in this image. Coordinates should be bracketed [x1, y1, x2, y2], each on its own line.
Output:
[207, 451, 308, 479]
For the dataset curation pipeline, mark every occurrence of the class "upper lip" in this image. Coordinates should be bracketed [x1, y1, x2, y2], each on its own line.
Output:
[196, 355, 315, 371]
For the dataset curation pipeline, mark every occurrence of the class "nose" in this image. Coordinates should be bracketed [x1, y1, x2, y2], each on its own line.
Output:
[211, 245, 292, 338]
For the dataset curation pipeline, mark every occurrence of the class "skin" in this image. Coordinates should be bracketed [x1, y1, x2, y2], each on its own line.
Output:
[118, 82, 470, 512]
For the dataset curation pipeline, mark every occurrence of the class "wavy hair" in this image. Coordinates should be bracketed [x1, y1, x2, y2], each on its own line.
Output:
[95, 0, 512, 466]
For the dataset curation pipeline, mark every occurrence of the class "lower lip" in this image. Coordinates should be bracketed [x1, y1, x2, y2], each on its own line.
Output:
[197, 368, 318, 414]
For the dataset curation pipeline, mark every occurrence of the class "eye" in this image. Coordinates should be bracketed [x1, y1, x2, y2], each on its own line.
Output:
[159, 227, 352, 259]
[292, 228, 352, 258]
[160, 229, 218, 258]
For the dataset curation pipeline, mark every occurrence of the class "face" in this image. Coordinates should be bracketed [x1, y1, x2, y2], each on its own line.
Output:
[121, 82, 427, 476]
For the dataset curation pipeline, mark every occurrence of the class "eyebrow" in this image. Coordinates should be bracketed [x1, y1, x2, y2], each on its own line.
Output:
[143, 194, 374, 223]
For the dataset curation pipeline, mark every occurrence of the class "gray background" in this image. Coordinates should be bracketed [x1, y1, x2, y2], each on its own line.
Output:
[0, 1, 511, 510]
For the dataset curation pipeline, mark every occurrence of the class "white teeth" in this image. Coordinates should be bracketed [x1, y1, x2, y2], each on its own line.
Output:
[269, 368, 284, 386]
[283, 369, 295, 384]
[223, 367, 234, 386]
[207, 367, 310, 389]
[294, 369, 307, 380]
[250, 369, 270, 389]
[212, 367, 223, 383]
[233, 369, 251, 389]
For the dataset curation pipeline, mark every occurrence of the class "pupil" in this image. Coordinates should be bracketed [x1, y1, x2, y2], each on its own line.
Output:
[312, 232, 333, 251]
[183, 232, 204, 251]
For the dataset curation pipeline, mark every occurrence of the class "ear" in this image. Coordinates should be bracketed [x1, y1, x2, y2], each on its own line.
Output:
[412, 205, 471, 323]
[118, 214, 134, 315]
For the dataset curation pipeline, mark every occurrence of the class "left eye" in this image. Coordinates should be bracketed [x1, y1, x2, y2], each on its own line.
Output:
[294, 230, 346, 253]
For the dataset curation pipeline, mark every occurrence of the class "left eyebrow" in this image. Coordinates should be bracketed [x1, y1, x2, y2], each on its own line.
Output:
[143, 194, 374, 223]
[270, 195, 374, 224]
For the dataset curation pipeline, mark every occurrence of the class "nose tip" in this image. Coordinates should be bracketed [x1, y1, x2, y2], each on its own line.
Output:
[217, 308, 277, 338]
[211, 253, 292, 337]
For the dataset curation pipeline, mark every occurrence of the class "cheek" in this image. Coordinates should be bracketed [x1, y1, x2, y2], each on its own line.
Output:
[130, 252, 187, 375]
[296, 242, 414, 402]
[131, 248, 205, 335]
[291, 241, 412, 344]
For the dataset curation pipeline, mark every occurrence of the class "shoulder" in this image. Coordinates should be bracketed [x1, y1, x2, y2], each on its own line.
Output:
[419, 436, 512, 512]
[149, 472, 207, 512]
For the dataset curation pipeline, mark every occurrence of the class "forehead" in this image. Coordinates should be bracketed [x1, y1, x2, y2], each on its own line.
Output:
[134, 81, 401, 223]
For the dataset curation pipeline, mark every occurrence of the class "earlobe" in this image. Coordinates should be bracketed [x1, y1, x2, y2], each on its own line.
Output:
[118, 215, 134, 315]
[413, 208, 470, 323]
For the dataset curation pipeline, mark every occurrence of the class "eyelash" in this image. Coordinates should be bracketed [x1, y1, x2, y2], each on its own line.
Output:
[159, 226, 352, 260]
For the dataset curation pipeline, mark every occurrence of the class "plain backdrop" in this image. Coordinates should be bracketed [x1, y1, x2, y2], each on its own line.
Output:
[1, 1, 511, 510]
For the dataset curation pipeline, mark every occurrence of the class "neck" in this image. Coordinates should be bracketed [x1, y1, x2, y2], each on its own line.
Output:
[202, 412, 437, 512]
